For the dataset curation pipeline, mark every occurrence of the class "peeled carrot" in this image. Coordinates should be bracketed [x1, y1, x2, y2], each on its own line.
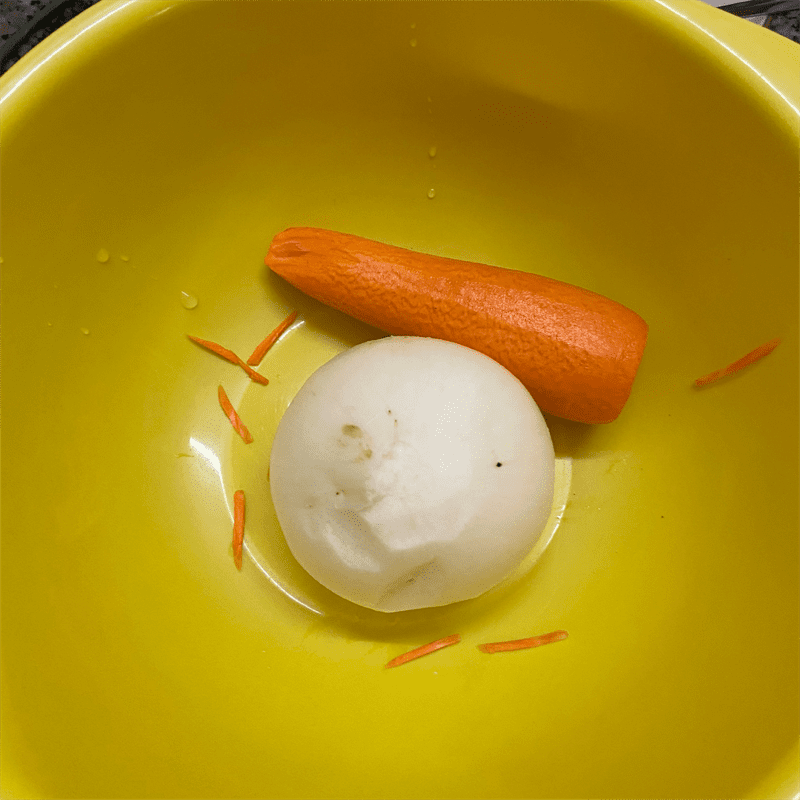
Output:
[385, 634, 461, 669]
[246, 311, 298, 366]
[218, 385, 253, 444]
[266, 228, 648, 424]
[694, 338, 780, 387]
[232, 489, 246, 571]
[478, 629, 568, 654]
[188, 335, 269, 385]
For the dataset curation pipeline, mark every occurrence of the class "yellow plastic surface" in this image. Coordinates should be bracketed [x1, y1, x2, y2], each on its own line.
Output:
[1, 1, 798, 798]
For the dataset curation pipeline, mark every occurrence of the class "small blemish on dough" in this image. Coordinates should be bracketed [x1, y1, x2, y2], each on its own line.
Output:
[377, 559, 439, 605]
[342, 424, 363, 438]
[496, 462, 503, 467]
[355, 445, 374, 463]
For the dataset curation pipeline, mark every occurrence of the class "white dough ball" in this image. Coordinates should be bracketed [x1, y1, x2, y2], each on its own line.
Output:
[269, 336, 555, 612]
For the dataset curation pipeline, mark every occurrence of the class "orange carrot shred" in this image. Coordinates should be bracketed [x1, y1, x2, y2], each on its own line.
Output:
[477, 629, 568, 654]
[694, 338, 781, 387]
[218, 385, 253, 444]
[188, 334, 241, 364]
[232, 490, 246, 571]
[247, 311, 298, 366]
[188, 335, 269, 385]
[385, 634, 461, 668]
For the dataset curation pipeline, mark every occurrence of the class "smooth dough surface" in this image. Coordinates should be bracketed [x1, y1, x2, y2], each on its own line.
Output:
[269, 336, 555, 612]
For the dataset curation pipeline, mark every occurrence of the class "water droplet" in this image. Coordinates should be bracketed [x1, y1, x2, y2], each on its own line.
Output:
[46, 322, 53, 327]
[427, 188, 436, 199]
[410, 22, 416, 29]
[81, 327, 90, 335]
[409, 38, 417, 47]
[428, 145, 437, 158]
[96, 248, 110, 263]
[180, 291, 199, 309]
[427, 96, 432, 103]
[120, 254, 130, 262]
[0, 256, 4, 264]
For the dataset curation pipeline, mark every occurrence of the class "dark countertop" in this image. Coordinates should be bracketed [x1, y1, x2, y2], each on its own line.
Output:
[1, 0, 798, 76]
[1, 0, 103, 74]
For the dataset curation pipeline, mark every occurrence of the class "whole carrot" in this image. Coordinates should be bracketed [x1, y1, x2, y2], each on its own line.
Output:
[266, 228, 648, 424]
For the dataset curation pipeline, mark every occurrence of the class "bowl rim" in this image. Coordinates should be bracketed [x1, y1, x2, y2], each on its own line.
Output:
[1, 0, 798, 140]
[628, 0, 800, 141]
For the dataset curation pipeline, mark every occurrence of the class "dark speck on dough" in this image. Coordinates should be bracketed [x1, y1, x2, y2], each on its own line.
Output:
[496, 462, 503, 467]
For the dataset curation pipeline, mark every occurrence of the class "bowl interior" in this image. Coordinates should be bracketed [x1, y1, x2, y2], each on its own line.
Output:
[1, 2, 798, 798]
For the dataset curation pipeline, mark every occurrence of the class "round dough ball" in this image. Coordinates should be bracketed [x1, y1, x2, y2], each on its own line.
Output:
[269, 336, 555, 612]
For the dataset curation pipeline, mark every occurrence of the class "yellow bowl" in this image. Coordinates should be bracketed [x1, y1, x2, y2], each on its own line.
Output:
[2, 2, 798, 797]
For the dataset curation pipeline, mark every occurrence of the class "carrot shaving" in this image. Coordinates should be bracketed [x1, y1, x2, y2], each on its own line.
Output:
[385, 634, 461, 668]
[247, 311, 298, 366]
[477, 629, 568, 654]
[187, 334, 240, 365]
[232, 490, 246, 571]
[237, 361, 269, 386]
[188, 335, 269, 385]
[694, 338, 781, 387]
[218, 385, 253, 444]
